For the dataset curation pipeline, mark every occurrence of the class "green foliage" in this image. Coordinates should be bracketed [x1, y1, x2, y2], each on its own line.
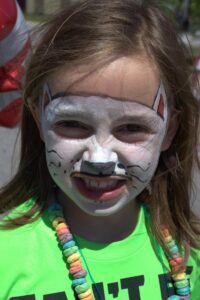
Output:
[25, 14, 48, 23]
[160, 0, 200, 16]
[160, 0, 200, 32]
[190, 1, 200, 17]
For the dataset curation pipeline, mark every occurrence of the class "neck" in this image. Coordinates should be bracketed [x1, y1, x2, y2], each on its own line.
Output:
[58, 191, 140, 243]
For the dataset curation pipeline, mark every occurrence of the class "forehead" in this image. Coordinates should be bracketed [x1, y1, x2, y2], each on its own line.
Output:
[48, 56, 160, 107]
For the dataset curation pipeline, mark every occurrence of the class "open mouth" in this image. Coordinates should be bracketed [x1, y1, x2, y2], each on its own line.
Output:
[72, 176, 126, 201]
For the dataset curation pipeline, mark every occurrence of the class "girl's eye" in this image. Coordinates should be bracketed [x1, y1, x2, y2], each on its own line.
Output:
[54, 121, 93, 139]
[113, 124, 151, 143]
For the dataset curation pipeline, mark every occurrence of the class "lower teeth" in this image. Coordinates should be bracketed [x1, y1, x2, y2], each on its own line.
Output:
[83, 180, 117, 190]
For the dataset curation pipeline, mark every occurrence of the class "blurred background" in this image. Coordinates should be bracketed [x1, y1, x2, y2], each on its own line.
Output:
[16, 0, 200, 63]
[18, 0, 200, 35]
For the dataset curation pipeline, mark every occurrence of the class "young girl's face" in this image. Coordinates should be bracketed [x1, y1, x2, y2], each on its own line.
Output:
[39, 57, 170, 216]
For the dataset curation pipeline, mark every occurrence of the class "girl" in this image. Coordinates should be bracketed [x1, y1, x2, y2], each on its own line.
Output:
[0, 1, 200, 299]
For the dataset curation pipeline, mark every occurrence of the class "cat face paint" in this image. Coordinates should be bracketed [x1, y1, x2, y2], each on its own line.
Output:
[41, 83, 168, 216]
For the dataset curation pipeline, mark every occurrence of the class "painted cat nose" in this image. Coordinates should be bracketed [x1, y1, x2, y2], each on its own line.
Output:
[81, 161, 116, 176]
[82, 147, 118, 164]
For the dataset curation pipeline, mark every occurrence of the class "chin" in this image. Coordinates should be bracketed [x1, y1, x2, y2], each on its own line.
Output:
[74, 197, 133, 217]
[57, 178, 137, 217]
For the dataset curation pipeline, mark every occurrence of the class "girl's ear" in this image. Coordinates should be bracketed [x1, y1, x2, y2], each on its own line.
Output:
[161, 111, 179, 151]
[28, 97, 44, 141]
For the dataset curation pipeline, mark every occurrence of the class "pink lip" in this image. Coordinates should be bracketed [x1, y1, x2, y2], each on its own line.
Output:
[72, 177, 126, 201]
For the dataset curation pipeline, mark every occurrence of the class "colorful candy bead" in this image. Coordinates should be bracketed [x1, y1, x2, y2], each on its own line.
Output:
[56, 227, 70, 235]
[67, 252, 80, 263]
[78, 289, 93, 299]
[164, 235, 173, 243]
[52, 217, 66, 228]
[169, 244, 179, 255]
[72, 278, 87, 287]
[180, 296, 190, 300]
[73, 270, 87, 278]
[56, 223, 68, 230]
[169, 257, 182, 267]
[167, 240, 175, 248]
[176, 287, 190, 296]
[59, 233, 73, 244]
[174, 279, 189, 289]
[63, 240, 76, 249]
[63, 246, 78, 257]
[172, 272, 186, 281]
[160, 227, 170, 238]
[70, 260, 82, 268]
[70, 265, 83, 274]
[81, 296, 93, 300]
[159, 224, 190, 299]
[167, 296, 180, 300]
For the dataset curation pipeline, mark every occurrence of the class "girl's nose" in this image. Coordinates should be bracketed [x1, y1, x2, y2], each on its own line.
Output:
[82, 144, 118, 164]
[80, 144, 118, 176]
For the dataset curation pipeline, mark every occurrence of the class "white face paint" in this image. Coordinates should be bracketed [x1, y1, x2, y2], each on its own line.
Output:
[40, 82, 168, 216]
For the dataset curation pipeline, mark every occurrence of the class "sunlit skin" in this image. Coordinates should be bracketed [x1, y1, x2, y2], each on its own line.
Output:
[36, 57, 173, 243]
[48, 57, 159, 107]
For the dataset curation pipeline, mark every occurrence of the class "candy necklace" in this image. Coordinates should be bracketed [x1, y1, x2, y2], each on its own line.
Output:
[48, 202, 94, 300]
[141, 194, 191, 300]
[160, 226, 190, 300]
[48, 201, 190, 300]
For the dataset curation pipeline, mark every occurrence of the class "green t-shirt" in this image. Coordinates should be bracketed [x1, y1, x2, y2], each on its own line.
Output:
[0, 199, 199, 300]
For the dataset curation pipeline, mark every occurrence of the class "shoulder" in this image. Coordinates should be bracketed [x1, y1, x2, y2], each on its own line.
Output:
[0, 197, 39, 226]
[0, 211, 10, 221]
[189, 247, 200, 269]
[0, 198, 52, 253]
[188, 246, 200, 276]
[190, 245, 200, 259]
[188, 247, 200, 299]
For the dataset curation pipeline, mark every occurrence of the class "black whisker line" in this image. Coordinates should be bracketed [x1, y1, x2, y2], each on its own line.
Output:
[129, 174, 148, 183]
[47, 149, 63, 159]
[49, 161, 61, 168]
[71, 172, 111, 178]
[127, 163, 151, 172]
[131, 185, 137, 189]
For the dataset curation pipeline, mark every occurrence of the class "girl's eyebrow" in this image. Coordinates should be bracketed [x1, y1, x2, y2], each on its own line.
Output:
[48, 101, 161, 125]
[51, 107, 94, 118]
[114, 115, 159, 124]
[51, 91, 151, 108]
[52, 92, 67, 99]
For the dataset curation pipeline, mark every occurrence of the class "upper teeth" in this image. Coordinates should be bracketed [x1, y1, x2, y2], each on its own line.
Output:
[83, 178, 118, 190]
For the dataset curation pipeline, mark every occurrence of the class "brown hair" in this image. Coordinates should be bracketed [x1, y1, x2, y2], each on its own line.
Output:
[0, 0, 200, 253]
